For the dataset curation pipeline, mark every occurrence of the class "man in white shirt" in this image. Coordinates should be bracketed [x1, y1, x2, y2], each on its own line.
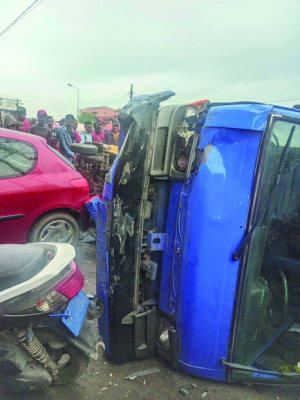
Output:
[80, 120, 93, 143]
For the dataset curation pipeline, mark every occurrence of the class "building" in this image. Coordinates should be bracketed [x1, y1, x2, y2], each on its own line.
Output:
[0, 96, 23, 123]
[79, 106, 119, 122]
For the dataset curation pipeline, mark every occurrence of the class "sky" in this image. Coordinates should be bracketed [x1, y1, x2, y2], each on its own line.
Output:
[0, 0, 299, 119]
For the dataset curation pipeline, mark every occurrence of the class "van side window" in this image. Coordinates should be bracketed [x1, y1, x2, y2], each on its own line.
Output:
[0, 137, 37, 180]
[174, 133, 195, 172]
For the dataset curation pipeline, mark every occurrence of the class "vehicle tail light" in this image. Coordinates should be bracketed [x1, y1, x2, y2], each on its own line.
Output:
[36, 291, 68, 312]
[55, 261, 84, 299]
[69, 178, 90, 192]
[3, 262, 84, 316]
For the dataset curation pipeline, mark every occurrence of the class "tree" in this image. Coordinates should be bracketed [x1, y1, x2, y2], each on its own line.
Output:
[78, 112, 96, 124]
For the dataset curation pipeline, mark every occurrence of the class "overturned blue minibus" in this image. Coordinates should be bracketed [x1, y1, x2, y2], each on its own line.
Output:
[96, 92, 300, 385]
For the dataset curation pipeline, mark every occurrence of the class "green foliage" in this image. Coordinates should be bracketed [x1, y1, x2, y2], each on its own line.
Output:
[78, 112, 96, 124]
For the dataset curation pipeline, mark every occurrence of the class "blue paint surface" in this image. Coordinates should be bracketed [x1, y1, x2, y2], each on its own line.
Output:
[174, 125, 262, 380]
[205, 104, 272, 131]
[96, 201, 111, 355]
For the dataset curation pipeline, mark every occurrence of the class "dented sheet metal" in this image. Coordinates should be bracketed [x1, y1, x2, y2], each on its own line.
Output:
[119, 162, 132, 185]
[118, 90, 175, 128]
[97, 91, 174, 363]
[112, 196, 134, 254]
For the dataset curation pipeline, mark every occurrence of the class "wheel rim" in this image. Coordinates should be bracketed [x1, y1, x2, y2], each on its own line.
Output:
[39, 219, 74, 243]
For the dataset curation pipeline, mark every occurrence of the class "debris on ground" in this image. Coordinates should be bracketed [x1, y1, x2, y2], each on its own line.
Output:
[125, 367, 161, 380]
[202, 389, 208, 398]
[188, 383, 197, 390]
[101, 387, 108, 391]
[179, 385, 191, 396]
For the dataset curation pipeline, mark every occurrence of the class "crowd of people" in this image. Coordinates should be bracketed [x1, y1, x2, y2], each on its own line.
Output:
[1, 107, 120, 162]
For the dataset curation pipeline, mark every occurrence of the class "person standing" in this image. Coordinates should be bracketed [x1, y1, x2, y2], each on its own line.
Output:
[17, 121, 24, 132]
[72, 119, 82, 143]
[57, 114, 76, 162]
[103, 120, 120, 145]
[80, 120, 93, 143]
[92, 120, 105, 143]
[29, 110, 52, 143]
[4, 114, 19, 130]
[53, 118, 64, 136]
[47, 116, 54, 131]
[17, 107, 30, 133]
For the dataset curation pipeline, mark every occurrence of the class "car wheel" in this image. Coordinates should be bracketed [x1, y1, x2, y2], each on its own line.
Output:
[70, 143, 98, 155]
[28, 212, 80, 246]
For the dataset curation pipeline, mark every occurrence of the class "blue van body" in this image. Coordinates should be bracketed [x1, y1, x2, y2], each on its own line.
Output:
[96, 93, 300, 384]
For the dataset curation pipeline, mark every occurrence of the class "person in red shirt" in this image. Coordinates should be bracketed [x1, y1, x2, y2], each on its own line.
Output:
[72, 120, 82, 143]
[92, 120, 105, 143]
[17, 107, 30, 133]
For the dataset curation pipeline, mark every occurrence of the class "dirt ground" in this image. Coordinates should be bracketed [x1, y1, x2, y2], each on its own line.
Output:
[1, 245, 299, 400]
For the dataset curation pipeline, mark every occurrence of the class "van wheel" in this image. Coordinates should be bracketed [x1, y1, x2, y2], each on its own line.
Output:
[28, 212, 79, 246]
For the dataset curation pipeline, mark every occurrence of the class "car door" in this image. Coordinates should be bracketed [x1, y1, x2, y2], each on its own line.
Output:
[0, 135, 38, 243]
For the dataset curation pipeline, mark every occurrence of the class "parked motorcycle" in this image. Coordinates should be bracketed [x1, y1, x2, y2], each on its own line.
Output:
[0, 243, 103, 392]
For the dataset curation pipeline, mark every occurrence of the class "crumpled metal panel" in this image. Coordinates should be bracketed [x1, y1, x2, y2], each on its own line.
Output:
[118, 90, 175, 127]
[204, 103, 273, 132]
[97, 91, 174, 363]
[112, 196, 134, 255]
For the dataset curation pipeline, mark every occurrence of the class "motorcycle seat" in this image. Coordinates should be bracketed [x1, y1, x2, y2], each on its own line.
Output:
[0, 245, 47, 291]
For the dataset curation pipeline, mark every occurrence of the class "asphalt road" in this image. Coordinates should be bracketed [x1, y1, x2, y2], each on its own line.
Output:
[1, 245, 299, 400]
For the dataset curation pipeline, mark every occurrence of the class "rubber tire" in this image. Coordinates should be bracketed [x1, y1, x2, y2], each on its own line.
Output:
[70, 143, 98, 155]
[28, 212, 80, 246]
[51, 344, 90, 385]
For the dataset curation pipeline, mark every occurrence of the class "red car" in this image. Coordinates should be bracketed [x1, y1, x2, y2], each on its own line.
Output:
[0, 129, 90, 245]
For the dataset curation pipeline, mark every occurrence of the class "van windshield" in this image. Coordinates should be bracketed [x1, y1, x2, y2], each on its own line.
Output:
[233, 119, 300, 377]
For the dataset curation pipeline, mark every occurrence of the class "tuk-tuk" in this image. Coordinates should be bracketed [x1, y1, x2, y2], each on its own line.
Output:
[96, 91, 300, 385]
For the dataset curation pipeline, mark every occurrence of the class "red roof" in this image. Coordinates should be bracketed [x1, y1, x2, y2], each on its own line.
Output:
[79, 106, 118, 120]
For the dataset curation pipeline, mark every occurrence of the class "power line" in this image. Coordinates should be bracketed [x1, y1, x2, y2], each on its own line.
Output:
[15, 0, 45, 26]
[265, 98, 300, 103]
[105, 93, 130, 106]
[0, 0, 45, 39]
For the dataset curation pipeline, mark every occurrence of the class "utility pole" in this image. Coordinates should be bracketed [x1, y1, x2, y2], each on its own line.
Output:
[68, 83, 80, 117]
[130, 84, 133, 99]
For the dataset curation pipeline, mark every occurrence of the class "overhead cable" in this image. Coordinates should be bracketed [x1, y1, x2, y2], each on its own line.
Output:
[0, 0, 45, 39]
